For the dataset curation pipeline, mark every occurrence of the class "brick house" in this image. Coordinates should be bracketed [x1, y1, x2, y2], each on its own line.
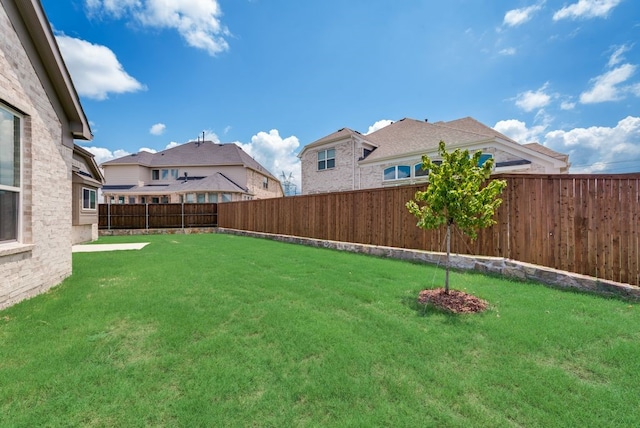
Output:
[72, 144, 104, 244]
[1, 0, 92, 309]
[101, 141, 284, 204]
[299, 117, 570, 195]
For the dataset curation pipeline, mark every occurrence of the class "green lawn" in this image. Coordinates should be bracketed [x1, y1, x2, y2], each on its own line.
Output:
[1, 233, 639, 427]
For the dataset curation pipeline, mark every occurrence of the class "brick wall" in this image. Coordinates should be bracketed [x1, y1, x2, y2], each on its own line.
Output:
[0, 3, 73, 309]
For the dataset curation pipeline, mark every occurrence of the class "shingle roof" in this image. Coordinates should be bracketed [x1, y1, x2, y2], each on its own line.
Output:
[109, 173, 248, 195]
[298, 128, 362, 156]
[523, 142, 569, 162]
[102, 141, 278, 179]
[362, 118, 496, 162]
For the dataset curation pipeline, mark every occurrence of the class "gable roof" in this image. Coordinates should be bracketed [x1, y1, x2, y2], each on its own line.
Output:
[106, 172, 249, 195]
[8, 0, 91, 140]
[73, 144, 105, 185]
[523, 142, 569, 162]
[361, 118, 497, 163]
[298, 127, 363, 157]
[102, 141, 278, 179]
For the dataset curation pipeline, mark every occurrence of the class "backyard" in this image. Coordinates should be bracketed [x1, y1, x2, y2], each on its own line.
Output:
[1, 233, 639, 426]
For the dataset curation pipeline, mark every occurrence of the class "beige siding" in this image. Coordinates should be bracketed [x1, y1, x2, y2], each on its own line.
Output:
[0, 3, 73, 308]
[246, 169, 284, 199]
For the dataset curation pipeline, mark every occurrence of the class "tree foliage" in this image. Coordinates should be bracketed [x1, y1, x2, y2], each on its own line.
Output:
[406, 141, 507, 292]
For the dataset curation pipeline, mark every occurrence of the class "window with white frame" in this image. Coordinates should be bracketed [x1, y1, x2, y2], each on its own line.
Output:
[207, 193, 218, 203]
[82, 188, 97, 210]
[161, 168, 179, 180]
[152, 169, 160, 180]
[263, 177, 268, 189]
[414, 160, 441, 177]
[317, 149, 335, 170]
[383, 165, 410, 181]
[0, 105, 21, 243]
[221, 193, 232, 202]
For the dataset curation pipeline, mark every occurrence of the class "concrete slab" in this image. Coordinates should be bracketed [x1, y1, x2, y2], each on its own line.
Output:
[72, 243, 150, 253]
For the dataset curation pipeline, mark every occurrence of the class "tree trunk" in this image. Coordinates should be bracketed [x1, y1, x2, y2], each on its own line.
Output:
[445, 222, 451, 293]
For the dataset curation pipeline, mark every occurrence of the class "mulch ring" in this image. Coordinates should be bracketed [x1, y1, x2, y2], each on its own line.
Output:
[418, 288, 488, 314]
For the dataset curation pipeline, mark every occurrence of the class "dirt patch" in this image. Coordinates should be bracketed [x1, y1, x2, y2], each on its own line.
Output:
[418, 288, 488, 314]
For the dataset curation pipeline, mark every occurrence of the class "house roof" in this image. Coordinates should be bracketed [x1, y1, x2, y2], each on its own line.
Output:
[10, 0, 92, 140]
[104, 172, 248, 195]
[298, 127, 363, 157]
[361, 118, 497, 163]
[73, 144, 105, 184]
[102, 141, 278, 180]
[523, 142, 569, 162]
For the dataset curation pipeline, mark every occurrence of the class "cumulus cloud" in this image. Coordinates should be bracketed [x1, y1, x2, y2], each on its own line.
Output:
[496, 116, 640, 173]
[515, 83, 552, 112]
[55, 34, 145, 100]
[84, 0, 230, 56]
[580, 64, 637, 103]
[494, 119, 547, 144]
[503, 3, 544, 27]
[83, 146, 131, 165]
[365, 119, 394, 134]
[236, 129, 301, 192]
[553, 0, 621, 21]
[149, 123, 166, 135]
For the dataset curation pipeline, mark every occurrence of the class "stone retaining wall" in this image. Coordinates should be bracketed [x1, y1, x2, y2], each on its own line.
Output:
[217, 228, 640, 300]
[99, 227, 218, 236]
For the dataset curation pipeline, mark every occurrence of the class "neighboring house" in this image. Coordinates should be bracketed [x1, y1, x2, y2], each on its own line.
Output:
[1, 0, 92, 308]
[72, 144, 104, 244]
[101, 141, 284, 203]
[299, 117, 570, 194]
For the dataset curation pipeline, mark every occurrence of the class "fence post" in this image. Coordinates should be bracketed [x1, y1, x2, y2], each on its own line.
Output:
[146, 203, 149, 230]
[107, 202, 111, 230]
[182, 202, 185, 230]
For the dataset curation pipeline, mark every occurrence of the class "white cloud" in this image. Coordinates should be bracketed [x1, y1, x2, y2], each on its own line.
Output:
[499, 47, 517, 56]
[165, 142, 181, 149]
[494, 119, 547, 144]
[55, 34, 145, 100]
[515, 83, 552, 112]
[560, 100, 576, 110]
[553, 0, 621, 21]
[149, 123, 166, 135]
[608, 44, 631, 67]
[504, 3, 544, 27]
[497, 116, 640, 173]
[365, 119, 393, 135]
[580, 63, 637, 103]
[83, 146, 131, 165]
[236, 129, 301, 192]
[84, 0, 230, 56]
[138, 147, 157, 153]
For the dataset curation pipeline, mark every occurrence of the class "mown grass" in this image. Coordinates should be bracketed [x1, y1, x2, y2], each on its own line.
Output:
[1, 233, 639, 427]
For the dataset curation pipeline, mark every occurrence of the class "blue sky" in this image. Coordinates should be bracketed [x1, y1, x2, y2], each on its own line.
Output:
[41, 0, 640, 189]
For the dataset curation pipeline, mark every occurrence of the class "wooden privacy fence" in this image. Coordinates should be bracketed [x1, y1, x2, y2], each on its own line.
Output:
[99, 203, 218, 229]
[218, 174, 640, 286]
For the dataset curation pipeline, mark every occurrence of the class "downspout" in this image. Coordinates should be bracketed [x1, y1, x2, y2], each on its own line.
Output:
[352, 137, 356, 190]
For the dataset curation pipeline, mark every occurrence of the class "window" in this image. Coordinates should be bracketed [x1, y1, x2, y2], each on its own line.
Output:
[185, 193, 195, 203]
[263, 177, 268, 189]
[197, 193, 205, 203]
[383, 165, 410, 181]
[161, 168, 179, 180]
[478, 153, 493, 167]
[118, 196, 125, 204]
[128, 196, 136, 204]
[414, 160, 441, 177]
[161, 196, 169, 204]
[83, 188, 97, 210]
[0, 105, 21, 243]
[221, 193, 232, 202]
[141, 196, 147, 204]
[207, 193, 218, 203]
[317, 149, 335, 170]
[151, 197, 160, 204]
[152, 169, 160, 180]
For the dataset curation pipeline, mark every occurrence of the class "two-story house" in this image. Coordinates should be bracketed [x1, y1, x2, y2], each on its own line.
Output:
[299, 117, 570, 195]
[101, 140, 284, 203]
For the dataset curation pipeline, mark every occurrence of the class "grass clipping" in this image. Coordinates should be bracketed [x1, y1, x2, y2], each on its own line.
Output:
[418, 288, 488, 314]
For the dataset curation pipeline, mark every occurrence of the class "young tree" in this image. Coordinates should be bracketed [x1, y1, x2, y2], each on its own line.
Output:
[406, 141, 507, 293]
